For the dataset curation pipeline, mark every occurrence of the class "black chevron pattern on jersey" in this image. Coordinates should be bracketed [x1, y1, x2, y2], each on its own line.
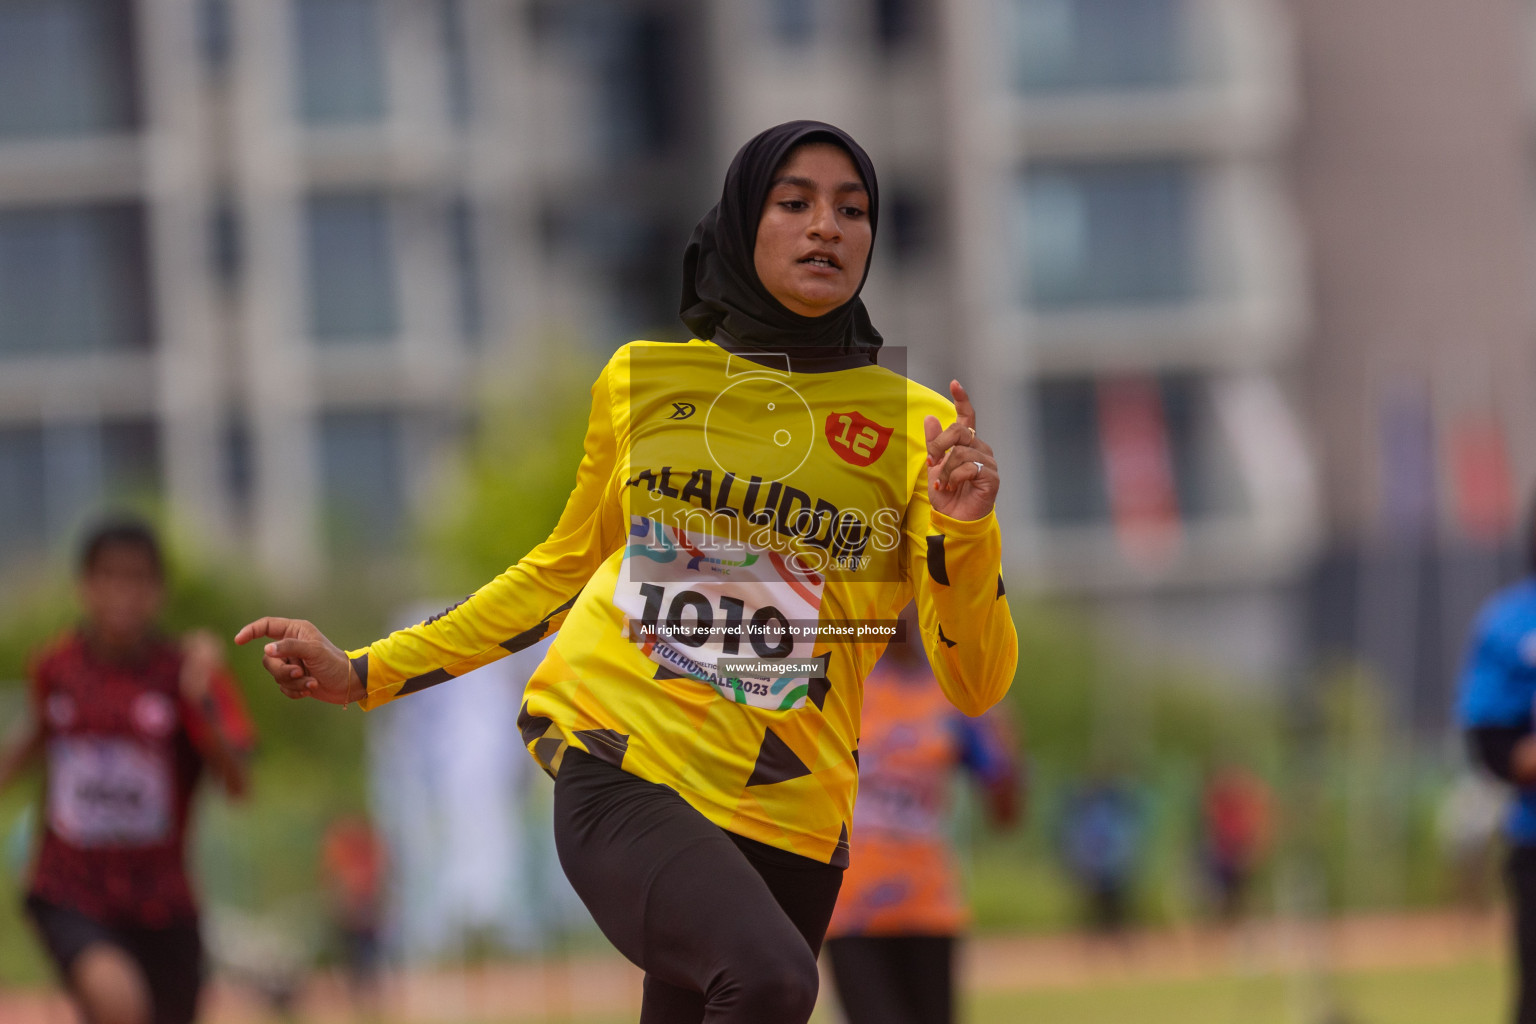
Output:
[501, 590, 583, 654]
[746, 726, 813, 787]
[518, 701, 555, 747]
[926, 535, 949, 586]
[807, 675, 832, 710]
[399, 666, 454, 696]
[575, 728, 630, 768]
[830, 823, 851, 868]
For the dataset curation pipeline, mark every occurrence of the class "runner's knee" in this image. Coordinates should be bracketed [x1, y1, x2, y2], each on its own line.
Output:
[71, 943, 151, 1024]
[723, 946, 819, 1023]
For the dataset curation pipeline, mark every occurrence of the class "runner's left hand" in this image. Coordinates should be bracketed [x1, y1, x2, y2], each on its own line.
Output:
[925, 381, 999, 521]
[179, 629, 224, 702]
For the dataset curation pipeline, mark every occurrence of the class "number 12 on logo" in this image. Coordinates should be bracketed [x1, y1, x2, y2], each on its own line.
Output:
[825, 411, 894, 467]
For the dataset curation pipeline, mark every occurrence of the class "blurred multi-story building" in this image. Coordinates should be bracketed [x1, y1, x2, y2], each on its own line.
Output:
[0, 0, 707, 587]
[1288, 0, 1536, 728]
[2, 0, 1532, 709]
[699, 0, 1317, 682]
[945, 0, 1318, 684]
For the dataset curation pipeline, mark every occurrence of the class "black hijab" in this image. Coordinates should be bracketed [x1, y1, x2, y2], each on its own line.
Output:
[680, 121, 882, 359]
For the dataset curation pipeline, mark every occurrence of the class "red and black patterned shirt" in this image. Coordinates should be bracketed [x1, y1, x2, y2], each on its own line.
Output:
[27, 630, 255, 927]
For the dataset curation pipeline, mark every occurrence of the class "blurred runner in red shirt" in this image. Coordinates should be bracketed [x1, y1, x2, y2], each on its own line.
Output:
[1199, 765, 1271, 922]
[321, 813, 387, 1010]
[0, 519, 254, 1024]
[823, 609, 1020, 1024]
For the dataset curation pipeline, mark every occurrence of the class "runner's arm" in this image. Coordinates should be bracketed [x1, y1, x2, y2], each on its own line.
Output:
[0, 715, 43, 794]
[1458, 601, 1536, 787]
[180, 634, 255, 798]
[348, 362, 624, 709]
[903, 486, 1017, 716]
[0, 654, 50, 793]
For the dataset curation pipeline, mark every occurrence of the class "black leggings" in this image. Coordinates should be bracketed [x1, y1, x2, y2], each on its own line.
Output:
[1510, 846, 1536, 1024]
[25, 895, 204, 1024]
[552, 748, 844, 1024]
[825, 935, 955, 1024]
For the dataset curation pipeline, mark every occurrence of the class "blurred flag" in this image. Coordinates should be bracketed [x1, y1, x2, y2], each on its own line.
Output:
[1447, 416, 1514, 544]
[1377, 386, 1437, 541]
[1095, 375, 1180, 563]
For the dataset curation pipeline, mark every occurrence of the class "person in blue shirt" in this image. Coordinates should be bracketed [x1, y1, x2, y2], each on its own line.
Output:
[1459, 503, 1536, 1024]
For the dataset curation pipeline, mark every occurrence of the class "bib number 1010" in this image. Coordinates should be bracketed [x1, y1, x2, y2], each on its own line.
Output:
[636, 583, 794, 659]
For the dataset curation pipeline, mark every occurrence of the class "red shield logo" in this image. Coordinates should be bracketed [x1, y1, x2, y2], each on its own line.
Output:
[825, 411, 894, 467]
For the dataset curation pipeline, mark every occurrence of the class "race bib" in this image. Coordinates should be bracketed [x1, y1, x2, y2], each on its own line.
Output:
[48, 737, 172, 848]
[853, 775, 944, 838]
[615, 515, 825, 710]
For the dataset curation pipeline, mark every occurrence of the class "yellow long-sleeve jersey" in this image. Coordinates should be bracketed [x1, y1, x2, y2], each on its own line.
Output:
[348, 339, 1017, 864]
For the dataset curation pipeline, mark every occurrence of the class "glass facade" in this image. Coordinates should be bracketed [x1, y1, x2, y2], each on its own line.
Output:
[295, 0, 388, 125]
[439, 0, 473, 126]
[0, 204, 151, 356]
[0, 428, 46, 565]
[1033, 373, 1243, 525]
[0, 419, 159, 567]
[769, 0, 816, 46]
[448, 197, 483, 343]
[319, 409, 403, 553]
[1021, 161, 1195, 308]
[0, 0, 138, 138]
[1009, 0, 1186, 93]
[305, 193, 399, 342]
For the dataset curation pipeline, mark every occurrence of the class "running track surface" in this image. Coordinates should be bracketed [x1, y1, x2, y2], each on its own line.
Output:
[0, 910, 1504, 1023]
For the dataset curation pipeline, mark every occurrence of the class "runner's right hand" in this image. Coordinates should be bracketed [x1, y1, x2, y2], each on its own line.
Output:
[234, 617, 359, 705]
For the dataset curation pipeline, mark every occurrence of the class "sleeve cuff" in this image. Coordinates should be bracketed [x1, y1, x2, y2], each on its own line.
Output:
[929, 508, 1000, 540]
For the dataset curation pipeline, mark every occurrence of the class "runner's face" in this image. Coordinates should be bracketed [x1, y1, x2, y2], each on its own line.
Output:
[80, 545, 164, 648]
[753, 144, 871, 318]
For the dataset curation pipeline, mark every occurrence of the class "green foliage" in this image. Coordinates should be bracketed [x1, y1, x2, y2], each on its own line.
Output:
[423, 345, 602, 596]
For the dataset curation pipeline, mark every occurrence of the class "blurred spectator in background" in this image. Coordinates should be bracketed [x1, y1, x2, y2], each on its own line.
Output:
[1437, 772, 1506, 916]
[321, 813, 388, 1015]
[1060, 772, 1143, 936]
[1458, 496, 1536, 1024]
[368, 610, 577, 962]
[1198, 764, 1272, 923]
[823, 607, 1021, 1024]
[0, 517, 254, 1024]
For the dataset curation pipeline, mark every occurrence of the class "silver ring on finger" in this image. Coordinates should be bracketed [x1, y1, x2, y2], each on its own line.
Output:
[973, 461, 985, 475]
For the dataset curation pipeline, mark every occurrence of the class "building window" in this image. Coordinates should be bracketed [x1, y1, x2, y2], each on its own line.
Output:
[0, 419, 159, 569]
[439, 0, 473, 126]
[599, 12, 676, 157]
[210, 199, 242, 289]
[295, 0, 388, 125]
[0, 428, 46, 566]
[198, 0, 234, 75]
[448, 197, 483, 343]
[768, 0, 816, 46]
[885, 190, 932, 266]
[874, 0, 918, 52]
[1009, 0, 1186, 93]
[1021, 161, 1195, 308]
[0, 0, 139, 138]
[0, 204, 152, 356]
[319, 410, 403, 554]
[305, 193, 398, 342]
[1033, 372, 1243, 527]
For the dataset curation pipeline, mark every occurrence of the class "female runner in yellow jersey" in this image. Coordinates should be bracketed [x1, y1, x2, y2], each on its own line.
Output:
[237, 121, 1016, 1024]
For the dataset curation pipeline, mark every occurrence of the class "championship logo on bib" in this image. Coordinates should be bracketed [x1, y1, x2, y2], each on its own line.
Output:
[132, 691, 177, 738]
[48, 738, 172, 848]
[614, 516, 825, 710]
[46, 693, 76, 729]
